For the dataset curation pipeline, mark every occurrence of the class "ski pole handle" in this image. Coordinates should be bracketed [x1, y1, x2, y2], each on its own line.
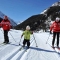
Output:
[9, 32, 16, 42]
[33, 34, 38, 47]
[19, 37, 22, 45]
[46, 34, 50, 44]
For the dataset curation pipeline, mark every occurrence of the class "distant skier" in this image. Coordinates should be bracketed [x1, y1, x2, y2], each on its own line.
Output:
[0, 16, 11, 44]
[21, 25, 33, 48]
[50, 17, 60, 48]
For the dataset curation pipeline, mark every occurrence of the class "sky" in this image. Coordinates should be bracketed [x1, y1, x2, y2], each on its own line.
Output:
[0, 0, 59, 23]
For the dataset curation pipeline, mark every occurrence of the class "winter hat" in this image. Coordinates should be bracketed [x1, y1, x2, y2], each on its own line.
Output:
[26, 25, 30, 30]
[55, 17, 60, 21]
[4, 16, 8, 19]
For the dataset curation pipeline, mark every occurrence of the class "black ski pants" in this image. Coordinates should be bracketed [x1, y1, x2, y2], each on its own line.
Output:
[4, 30, 9, 43]
[23, 39, 30, 47]
[52, 32, 59, 46]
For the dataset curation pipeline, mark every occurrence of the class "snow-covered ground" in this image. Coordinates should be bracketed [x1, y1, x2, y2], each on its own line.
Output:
[0, 28, 60, 60]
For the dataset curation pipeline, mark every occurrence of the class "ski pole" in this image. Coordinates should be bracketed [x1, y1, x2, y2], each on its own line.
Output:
[10, 30, 18, 33]
[0, 28, 3, 33]
[9, 32, 17, 42]
[19, 38, 22, 45]
[33, 34, 38, 47]
[46, 34, 50, 44]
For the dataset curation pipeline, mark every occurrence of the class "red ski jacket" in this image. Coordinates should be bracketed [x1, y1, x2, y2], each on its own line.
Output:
[0, 19, 11, 30]
[50, 21, 60, 32]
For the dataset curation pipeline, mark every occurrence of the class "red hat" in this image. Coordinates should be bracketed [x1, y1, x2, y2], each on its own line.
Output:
[4, 16, 8, 19]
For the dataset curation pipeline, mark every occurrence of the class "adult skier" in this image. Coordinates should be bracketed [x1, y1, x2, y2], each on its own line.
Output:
[0, 16, 11, 44]
[50, 17, 60, 48]
[21, 25, 33, 48]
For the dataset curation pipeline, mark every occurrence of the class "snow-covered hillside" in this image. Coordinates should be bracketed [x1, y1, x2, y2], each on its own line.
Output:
[0, 28, 60, 60]
[52, 1, 60, 6]
[40, 1, 60, 15]
[0, 11, 17, 26]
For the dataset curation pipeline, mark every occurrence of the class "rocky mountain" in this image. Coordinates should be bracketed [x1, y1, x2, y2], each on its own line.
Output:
[14, 1, 60, 31]
[0, 11, 17, 27]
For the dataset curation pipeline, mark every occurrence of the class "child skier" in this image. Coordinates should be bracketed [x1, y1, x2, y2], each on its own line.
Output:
[21, 25, 33, 48]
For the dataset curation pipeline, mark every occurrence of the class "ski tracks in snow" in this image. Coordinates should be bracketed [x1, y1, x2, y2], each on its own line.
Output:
[1, 46, 28, 60]
[1, 39, 34, 60]
[0, 44, 29, 60]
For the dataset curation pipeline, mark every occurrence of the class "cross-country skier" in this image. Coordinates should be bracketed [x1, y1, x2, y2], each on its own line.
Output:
[21, 25, 33, 48]
[0, 16, 11, 44]
[50, 17, 60, 48]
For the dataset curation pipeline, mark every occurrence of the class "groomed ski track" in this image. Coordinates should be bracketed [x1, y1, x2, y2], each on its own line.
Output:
[0, 29, 60, 60]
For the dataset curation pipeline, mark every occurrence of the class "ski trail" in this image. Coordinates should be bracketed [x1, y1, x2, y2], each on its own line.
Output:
[11, 48, 28, 60]
[0, 42, 19, 60]
[1, 38, 34, 60]
[20, 48, 32, 60]
[1, 46, 21, 60]
[0, 43, 11, 51]
[26, 33, 60, 60]
[1, 46, 28, 60]
[11, 40, 34, 60]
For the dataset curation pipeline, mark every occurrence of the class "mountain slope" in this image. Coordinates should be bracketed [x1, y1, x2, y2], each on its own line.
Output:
[15, 14, 47, 31]
[15, 1, 60, 31]
[0, 11, 17, 26]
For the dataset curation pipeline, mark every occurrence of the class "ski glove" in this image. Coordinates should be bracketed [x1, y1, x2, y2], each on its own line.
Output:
[50, 31, 52, 34]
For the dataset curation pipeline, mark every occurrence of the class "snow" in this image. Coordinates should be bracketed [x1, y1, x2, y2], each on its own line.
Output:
[52, 2, 60, 6]
[40, 9, 47, 14]
[0, 28, 60, 60]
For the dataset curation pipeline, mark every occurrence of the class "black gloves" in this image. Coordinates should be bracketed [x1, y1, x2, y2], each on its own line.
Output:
[50, 31, 52, 34]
